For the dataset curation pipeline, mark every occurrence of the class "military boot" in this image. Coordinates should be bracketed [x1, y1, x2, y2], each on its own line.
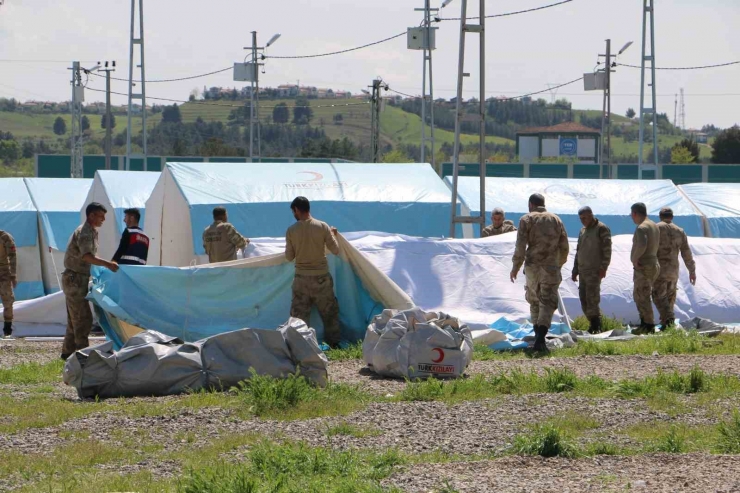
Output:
[633, 320, 656, 335]
[588, 317, 602, 335]
[662, 318, 676, 329]
[2, 321, 11, 338]
[533, 325, 549, 352]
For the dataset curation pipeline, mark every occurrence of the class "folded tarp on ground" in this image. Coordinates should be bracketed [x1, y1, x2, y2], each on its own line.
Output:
[91, 235, 414, 348]
[24, 178, 93, 294]
[0, 178, 43, 300]
[83, 171, 160, 260]
[63, 318, 328, 398]
[679, 183, 740, 239]
[145, 162, 459, 267]
[445, 176, 706, 238]
[362, 308, 473, 379]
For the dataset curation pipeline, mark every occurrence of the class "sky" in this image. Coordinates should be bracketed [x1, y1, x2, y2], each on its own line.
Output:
[0, 0, 738, 129]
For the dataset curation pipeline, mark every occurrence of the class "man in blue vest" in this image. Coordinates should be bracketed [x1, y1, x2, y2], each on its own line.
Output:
[112, 208, 149, 266]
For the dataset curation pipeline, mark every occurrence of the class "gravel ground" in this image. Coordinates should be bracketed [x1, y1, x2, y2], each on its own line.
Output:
[386, 454, 740, 492]
[3, 340, 740, 492]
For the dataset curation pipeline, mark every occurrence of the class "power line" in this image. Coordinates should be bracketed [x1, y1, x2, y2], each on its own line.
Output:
[264, 31, 407, 60]
[389, 77, 584, 102]
[618, 60, 740, 70]
[437, 0, 573, 21]
[88, 66, 232, 83]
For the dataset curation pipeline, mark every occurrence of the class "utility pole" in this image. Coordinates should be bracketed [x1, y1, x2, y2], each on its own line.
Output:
[599, 40, 612, 175]
[638, 0, 658, 177]
[679, 88, 686, 130]
[127, 0, 147, 169]
[99, 61, 116, 170]
[448, 0, 486, 238]
[673, 93, 678, 128]
[410, 0, 444, 169]
[240, 32, 280, 161]
[369, 79, 385, 163]
[69, 62, 84, 178]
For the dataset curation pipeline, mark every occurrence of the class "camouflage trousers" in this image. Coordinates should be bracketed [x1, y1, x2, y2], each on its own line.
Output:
[61, 270, 92, 356]
[0, 278, 14, 322]
[291, 273, 340, 345]
[525, 265, 562, 329]
[578, 271, 602, 319]
[652, 276, 678, 323]
[633, 264, 660, 324]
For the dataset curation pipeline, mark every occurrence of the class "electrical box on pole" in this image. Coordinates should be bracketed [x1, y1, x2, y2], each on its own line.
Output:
[583, 72, 606, 91]
[407, 27, 437, 50]
[233, 63, 257, 82]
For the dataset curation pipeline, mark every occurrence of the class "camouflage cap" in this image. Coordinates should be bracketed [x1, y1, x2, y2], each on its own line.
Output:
[659, 207, 674, 218]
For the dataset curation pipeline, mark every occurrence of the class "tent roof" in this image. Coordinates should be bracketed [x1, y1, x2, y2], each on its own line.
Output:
[24, 178, 93, 212]
[447, 176, 700, 217]
[94, 171, 160, 210]
[679, 183, 740, 219]
[166, 162, 452, 205]
[517, 122, 601, 135]
[0, 178, 35, 213]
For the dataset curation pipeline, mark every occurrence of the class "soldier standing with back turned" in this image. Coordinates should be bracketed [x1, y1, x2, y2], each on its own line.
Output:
[202, 206, 249, 263]
[571, 206, 612, 334]
[654, 207, 696, 328]
[629, 202, 661, 335]
[0, 230, 17, 338]
[510, 193, 569, 352]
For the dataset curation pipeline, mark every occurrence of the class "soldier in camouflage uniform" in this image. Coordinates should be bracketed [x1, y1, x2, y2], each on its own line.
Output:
[481, 208, 517, 238]
[61, 203, 119, 359]
[510, 193, 569, 351]
[653, 207, 697, 327]
[203, 207, 249, 263]
[285, 196, 341, 347]
[571, 206, 612, 334]
[630, 202, 661, 335]
[0, 230, 17, 337]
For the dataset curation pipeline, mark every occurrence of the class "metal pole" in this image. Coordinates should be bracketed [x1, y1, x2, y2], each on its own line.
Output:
[126, 0, 135, 162]
[420, 0, 428, 164]
[649, 3, 658, 166]
[139, 0, 147, 159]
[105, 69, 112, 170]
[606, 39, 612, 176]
[428, 28, 436, 172]
[448, 0, 467, 238]
[478, 0, 485, 238]
[249, 31, 256, 161]
[599, 41, 608, 168]
[638, 1, 648, 172]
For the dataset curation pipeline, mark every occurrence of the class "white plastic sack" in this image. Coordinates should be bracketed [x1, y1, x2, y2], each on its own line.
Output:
[362, 308, 473, 379]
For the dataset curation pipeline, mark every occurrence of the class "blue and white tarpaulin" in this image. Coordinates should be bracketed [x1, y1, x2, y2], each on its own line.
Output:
[145, 162, 459, 267]
[90, 235, 414, 348]
[679, 183, 740, 239]
[445, 177, 706, 238]
[24, 178, 93, 294]
[0, 178, 43, 300]
[84, 170, 160, 260]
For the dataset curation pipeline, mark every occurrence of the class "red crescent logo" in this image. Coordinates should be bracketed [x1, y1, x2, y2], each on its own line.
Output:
[431, 348, 444, 363]
[297, 171, 323, 182]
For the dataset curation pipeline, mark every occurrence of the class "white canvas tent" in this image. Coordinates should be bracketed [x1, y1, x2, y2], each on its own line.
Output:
[445, 177, 707, 239]
[679, 183, 740, 239]
[24, 178, 93, 294]
[146, 162, 457, 266]
[83, 171, 160, 260]
[0, 178, 43, 300]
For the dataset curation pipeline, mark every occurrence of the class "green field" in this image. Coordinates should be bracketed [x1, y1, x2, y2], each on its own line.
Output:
[609, 134, 713, 161]
[0, 111, 151, 141]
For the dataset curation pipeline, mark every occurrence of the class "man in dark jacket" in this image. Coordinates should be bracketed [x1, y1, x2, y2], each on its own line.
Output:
[112, 208, 150, 266]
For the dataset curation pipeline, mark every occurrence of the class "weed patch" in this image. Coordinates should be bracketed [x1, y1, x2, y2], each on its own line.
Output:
[717, 411, 740, 454]
[233, 372, 370, 420]
[512, 423, 579, 458]
[0, 360, 64, 385]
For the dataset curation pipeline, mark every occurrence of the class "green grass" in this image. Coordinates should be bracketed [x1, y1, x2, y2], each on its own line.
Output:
[178, 441, 405, 493]
[717, 411, 740, 453]
[609, 133, 713, 161]
[0, 110, 150, 140]
[0, 360, 64, 385]
[473, 331, 740, 361]
[571, 314, 625, 333]
[233, 372, 370, 420]
[325, 342, 364, 361]
[512, 423, 579, 458]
